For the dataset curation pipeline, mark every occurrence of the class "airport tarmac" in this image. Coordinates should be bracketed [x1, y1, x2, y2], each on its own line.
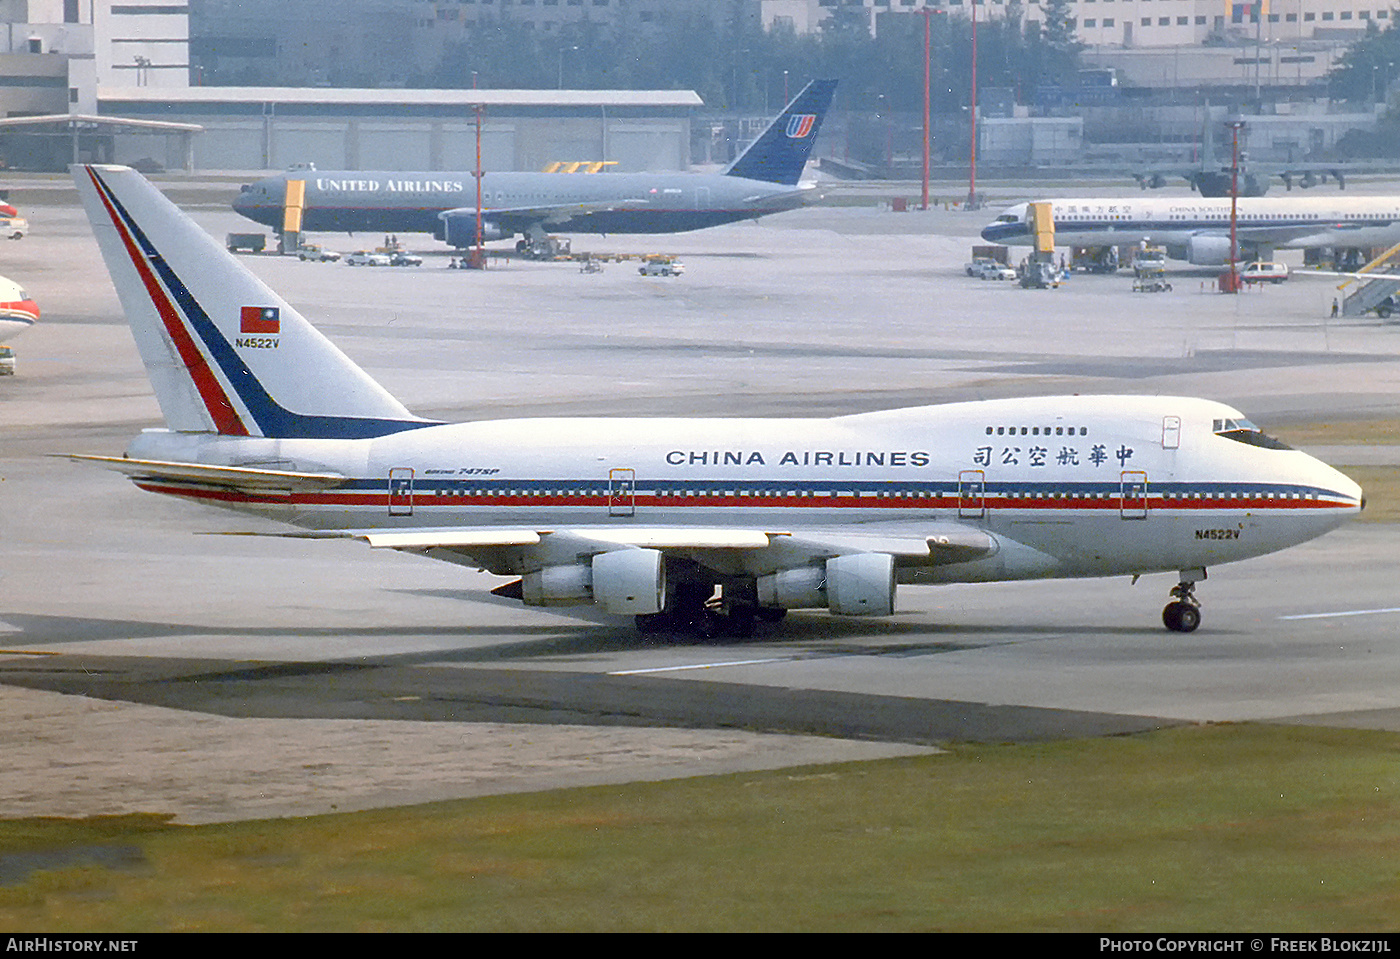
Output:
[4, 176, 1400, 824]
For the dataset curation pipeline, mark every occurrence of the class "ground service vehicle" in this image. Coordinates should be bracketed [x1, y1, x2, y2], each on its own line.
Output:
[345, 250, 391, 266]
[1241, 261, 1289, 284]
[296, 244, 341, 262]
[639, 255, 684, 276]
[226, 233, 266, 253]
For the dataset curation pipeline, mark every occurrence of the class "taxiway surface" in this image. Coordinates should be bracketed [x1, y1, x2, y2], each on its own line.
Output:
[3, 176, 1399, 822]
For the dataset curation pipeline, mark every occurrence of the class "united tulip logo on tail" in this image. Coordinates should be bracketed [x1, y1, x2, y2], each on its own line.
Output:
[786, 114, 816, 139]
[240, 306, 280, 334]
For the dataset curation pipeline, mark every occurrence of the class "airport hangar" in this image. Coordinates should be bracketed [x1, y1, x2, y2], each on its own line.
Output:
[4, 86, 703, 174]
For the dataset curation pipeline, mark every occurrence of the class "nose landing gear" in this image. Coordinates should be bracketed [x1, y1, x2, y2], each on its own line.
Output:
[1162, 569, 1205, 632]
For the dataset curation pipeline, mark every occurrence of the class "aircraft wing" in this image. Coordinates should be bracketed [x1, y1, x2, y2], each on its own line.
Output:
[1227, 223, 1376, 247]
[313, 523, 997, 575]
[440, 198, 647, 230]
[68, 455, 348, 491]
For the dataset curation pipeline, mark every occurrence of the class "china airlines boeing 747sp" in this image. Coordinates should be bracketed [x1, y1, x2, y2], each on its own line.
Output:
[73, 165, 1362, 636]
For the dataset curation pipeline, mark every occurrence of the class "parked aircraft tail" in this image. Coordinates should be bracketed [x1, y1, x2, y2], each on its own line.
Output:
[725, 79, 837, 186]
[72, 165, 432, 439]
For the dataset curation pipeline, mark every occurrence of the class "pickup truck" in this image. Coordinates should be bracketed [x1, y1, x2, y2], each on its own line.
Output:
[296, 244, 341, 262]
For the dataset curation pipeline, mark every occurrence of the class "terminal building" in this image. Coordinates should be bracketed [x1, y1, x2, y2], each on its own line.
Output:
[0, 1, 1389, 173]
[0, 1, 699, 172]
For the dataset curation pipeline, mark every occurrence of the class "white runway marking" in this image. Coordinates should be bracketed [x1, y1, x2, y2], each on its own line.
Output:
[1279, 607, 1400, 621]
[610, 658, 793, 676]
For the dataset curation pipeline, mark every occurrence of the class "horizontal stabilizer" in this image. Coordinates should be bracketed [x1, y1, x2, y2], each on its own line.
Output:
[68, 454, 347, 491]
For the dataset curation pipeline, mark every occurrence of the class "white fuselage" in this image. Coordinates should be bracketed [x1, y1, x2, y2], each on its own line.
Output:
[0, 274, 38, 343]
[122, 394, 1362, 585]
[981, 196, 1400, 258]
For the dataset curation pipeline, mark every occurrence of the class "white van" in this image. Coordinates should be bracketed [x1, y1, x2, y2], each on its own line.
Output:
[1241, 261, 1289, 284]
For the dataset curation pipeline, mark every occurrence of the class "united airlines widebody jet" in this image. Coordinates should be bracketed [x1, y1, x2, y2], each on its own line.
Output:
[982, 196, 1400, 266]
[74, 165, 1362, 636]
[231, 80, 837, 251]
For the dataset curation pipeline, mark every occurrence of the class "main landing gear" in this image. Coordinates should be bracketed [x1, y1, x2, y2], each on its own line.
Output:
[1162, 568, 1205, 633]
[635, 580, 785, 641]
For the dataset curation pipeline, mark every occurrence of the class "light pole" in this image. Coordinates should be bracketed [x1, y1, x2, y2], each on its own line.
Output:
[1226, 119, 1245, 293]
[923, 8, 930, 210]
[558, 45, 578, 90]
[968, 0, 978, 210]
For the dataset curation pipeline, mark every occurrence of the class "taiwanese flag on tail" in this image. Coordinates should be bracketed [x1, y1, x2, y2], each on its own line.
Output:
[241, 306, 280, 334]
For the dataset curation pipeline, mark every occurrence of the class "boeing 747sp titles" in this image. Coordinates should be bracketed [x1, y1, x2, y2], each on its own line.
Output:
[74, 165, 1362, 636]
[231, 80, 837, 251]
[982, 195, 1400, 266]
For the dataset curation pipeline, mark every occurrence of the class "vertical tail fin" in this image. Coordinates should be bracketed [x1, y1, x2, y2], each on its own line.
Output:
[725, 79, 837, 186]
[73, 165, 432, 439]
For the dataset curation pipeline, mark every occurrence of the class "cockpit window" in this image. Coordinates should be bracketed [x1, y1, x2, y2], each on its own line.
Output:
[1213, 418, 1292, 450]
[996, 213, 1019, 223]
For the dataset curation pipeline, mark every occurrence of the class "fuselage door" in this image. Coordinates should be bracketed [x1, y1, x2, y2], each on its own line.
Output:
[1162, 416, 1181, 449]
[958, 469, 986, 519]
[609, 467, 636, 517]
[696, 186, 710, 210]
[1120, 470, 1148, 519]
[389, 467, 414, 516]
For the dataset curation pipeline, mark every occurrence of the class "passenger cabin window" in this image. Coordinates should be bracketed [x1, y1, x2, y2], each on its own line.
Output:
[1213, 417, 1291, 450]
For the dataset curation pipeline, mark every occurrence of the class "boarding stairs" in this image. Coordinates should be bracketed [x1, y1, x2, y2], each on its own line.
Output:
[1339, 240, 1400, 317]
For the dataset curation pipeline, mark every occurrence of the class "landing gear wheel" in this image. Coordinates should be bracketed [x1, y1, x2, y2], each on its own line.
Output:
[1162, 577, 1202, 633]
[1162, 601, 1200, 633]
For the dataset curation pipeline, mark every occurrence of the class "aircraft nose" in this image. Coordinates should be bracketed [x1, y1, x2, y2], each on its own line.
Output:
[980, 221, 1018, 243]
[1324, 463, 1364, 515]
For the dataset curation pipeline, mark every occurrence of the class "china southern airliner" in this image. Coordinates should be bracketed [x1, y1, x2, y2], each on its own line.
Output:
[231, 80, 836, 251]
[982, 195, 1400, 265]
[74, 165, 1362, 636]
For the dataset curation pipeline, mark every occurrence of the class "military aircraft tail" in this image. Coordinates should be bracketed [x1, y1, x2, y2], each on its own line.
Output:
[72, 164, 432, 439]
[725, 79, 837, 186]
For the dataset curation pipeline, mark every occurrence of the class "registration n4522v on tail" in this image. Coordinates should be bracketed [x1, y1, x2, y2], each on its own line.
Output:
[72, 165, 1363, 637]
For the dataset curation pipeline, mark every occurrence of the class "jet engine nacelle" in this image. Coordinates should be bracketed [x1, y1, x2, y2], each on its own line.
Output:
[756, 553, 896, 617]
[591, 549, 665, 615]
[436, 210, 513, 247]
[519, 549, 666, 614]
[521, 564, 594, 607]
[1170, 235, 1234, 266]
